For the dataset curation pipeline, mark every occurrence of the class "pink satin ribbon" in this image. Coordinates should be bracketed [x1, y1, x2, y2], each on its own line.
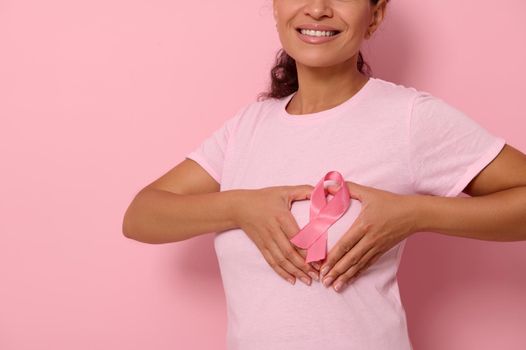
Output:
[289, 171, 351, 263]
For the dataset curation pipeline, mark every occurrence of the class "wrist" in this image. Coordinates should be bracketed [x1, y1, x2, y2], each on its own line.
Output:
[406, 194, 432, 234]
[225, 189, 248, 228]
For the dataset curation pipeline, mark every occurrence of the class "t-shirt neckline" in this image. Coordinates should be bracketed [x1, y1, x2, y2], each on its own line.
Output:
[279, 76, 376, 124]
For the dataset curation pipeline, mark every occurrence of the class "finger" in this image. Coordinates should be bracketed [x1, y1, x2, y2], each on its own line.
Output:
[276, 213, 320, 279]
[327, 181, 363, 201]
[286, 185, 315, 209]
[331, 246, 379, 292]
[310, 261, 321, 271]
[291, 245, 321, 271]
[319, 220, 366, 279]
[270, 220, 319, 282]
[249, 227, 298, 285]
[290, 184, 315, 200]
[266, 233, 313, 285]
[295, 247, 321, 272]
[274, 231, 320, 282]
[322, 237, 372, 289]
[260, 247, 296, 285]
[356, 250, 382, 276]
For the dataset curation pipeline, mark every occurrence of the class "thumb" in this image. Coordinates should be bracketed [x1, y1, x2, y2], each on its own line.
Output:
[327, 181, 362, 200]
[289, 184, 315, 201]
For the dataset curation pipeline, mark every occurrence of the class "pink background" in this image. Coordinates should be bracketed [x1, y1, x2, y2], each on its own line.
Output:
[1, 0, 525, 349]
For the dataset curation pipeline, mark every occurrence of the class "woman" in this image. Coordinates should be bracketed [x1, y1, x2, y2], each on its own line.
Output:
[122, 0, 526, 348]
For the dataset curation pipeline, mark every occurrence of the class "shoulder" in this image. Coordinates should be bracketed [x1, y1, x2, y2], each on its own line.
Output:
[369, 77, 425, 104]
[244, 94, 286, 115]
[218, 98, 272, 130]
[369, 78, 462, 121]
[230, 94, 288, 126]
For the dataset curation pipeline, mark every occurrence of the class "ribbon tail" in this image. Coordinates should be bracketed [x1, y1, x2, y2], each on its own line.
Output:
[290, 221, 322, 249]
[290, 170, 351, 264]
[305, 232, 327, 263]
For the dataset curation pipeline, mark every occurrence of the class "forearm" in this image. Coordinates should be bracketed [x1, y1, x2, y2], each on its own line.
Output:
[412, 186, 526, 241]
[122, 188, 243, 244]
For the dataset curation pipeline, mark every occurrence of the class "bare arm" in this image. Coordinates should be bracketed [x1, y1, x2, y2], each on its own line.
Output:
[414, 186, 526, 241]
[122, 158, 319, 284]
[122, 158, 240, 244]
[122, 187, 243, 244]
[414, 144, 526, 241]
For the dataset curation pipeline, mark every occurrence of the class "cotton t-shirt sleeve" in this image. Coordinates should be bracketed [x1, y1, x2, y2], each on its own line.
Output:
[409, 92, 506, 197]
[185, 109, 243, 185]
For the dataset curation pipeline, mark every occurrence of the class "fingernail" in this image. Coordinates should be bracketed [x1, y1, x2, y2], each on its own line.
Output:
[300, 277, 311, 286]
[288, 278, 295, 285]
[308, 271, 319, 281]
[320, 266, 330, 277]
[323, 276, 334, 287]
[334, 281, 343, 292]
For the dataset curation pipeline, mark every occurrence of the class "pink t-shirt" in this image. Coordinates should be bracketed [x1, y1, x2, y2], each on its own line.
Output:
[185, 77, 506, 350]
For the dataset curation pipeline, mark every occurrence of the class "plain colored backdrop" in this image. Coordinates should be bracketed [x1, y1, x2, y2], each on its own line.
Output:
[1, 0, 526, 349]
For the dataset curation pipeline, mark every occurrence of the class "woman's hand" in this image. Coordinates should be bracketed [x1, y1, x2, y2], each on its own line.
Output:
[232, 185, 321, 286]
[319, 181, 420, 292]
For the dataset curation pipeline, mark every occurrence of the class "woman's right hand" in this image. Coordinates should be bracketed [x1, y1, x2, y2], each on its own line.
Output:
[231, 185, 320, 286]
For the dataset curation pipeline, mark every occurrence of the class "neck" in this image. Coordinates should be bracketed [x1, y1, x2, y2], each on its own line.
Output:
[287, 55, 369, 115]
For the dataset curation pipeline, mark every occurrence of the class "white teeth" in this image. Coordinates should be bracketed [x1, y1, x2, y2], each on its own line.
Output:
[300, 29, 338, 37]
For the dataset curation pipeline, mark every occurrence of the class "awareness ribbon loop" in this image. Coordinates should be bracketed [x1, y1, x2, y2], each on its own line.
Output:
[289, 171, 351, 263]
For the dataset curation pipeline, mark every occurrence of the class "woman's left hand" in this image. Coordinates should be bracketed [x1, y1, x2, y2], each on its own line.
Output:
[317, 181, 421, 292]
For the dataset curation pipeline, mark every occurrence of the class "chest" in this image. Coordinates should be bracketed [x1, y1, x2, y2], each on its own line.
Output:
[221, 116, 412, 195]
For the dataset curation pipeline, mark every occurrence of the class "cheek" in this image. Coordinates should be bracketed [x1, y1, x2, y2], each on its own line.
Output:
[274, 3, 301, 28]
[289, 198, 362, 252]
[337, 6, 372, 34]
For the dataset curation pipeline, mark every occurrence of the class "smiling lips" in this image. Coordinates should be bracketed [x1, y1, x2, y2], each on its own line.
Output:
[294, 23, 342, 44]
[296, 28, 342, 44]
[295, 23, 342, 32]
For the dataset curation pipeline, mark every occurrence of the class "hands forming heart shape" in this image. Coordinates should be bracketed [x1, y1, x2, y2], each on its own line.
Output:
[289, 170, 420, 293]
[234, 170, 420, 293]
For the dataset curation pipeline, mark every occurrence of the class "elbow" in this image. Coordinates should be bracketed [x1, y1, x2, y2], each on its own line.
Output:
[121, 196, 149, 243]
[121, 188, 177, 245]
[122, 207, 139, 240]
[121, 212, 134, 239]
[121, 198, 162, 245]
[121, 213, 154, 244]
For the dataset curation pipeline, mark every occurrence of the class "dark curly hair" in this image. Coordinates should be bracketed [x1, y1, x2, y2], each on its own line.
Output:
[257, 0, 389, 101]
